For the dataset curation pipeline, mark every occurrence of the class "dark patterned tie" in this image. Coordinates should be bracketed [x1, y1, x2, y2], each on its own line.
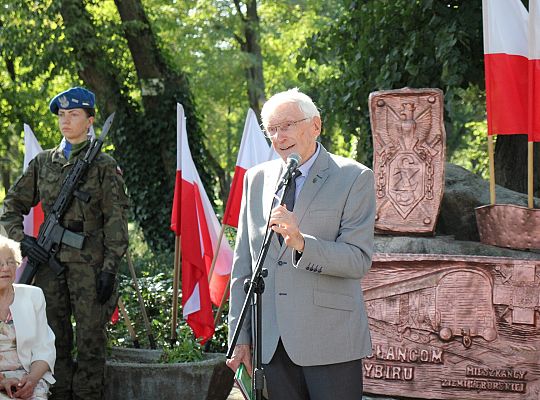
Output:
[279, 170, 301, 245]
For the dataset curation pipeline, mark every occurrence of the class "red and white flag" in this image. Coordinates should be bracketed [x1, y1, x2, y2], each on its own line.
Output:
[17, 125, 45, 283]
[222, 108, 276, 228]
[178, 104, 234, 343]
[483, 0, 529, 136]
[22, 124, 45, 238]
[170, 104, 183, 235]
[529, 0, 540, 142]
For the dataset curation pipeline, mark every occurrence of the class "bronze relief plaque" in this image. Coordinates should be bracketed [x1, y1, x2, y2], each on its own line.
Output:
[369, 88, 446, 235]
[476, 204, 540, 251]
[362, 254, 540, 399]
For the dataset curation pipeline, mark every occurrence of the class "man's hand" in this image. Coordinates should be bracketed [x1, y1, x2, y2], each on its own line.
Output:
[226, 344, 253, 376]
[96, 271, 116, 304]
[270, 205, 305, 252]
[20, 235, 48, 265]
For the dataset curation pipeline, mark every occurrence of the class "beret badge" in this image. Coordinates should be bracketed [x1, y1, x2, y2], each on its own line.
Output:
[59, 95, 70, 109]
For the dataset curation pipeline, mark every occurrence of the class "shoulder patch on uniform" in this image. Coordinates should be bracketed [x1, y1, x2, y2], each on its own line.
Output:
[116, 166, 123, 176]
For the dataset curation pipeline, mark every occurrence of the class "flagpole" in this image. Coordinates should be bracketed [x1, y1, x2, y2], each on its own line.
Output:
[118, 297, 140, 348]
[126, 250, 157, 349]
[206, 223, 230, 330]
[207, 224, 226, 282]
[488, 135, 496, 204]
[528, 141, 534, 208]
[171, 235, 181, 345]
[214, 274, 231, 326]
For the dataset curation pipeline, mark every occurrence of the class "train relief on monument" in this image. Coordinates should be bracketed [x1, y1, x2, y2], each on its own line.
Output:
[362, 254, 540, 400]
[369, 88, 446, 235]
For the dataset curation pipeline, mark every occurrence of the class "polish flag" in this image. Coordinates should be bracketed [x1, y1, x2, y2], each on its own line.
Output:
[17, 125, 45, 283]
[22, 124, 44, 237]
[170, 104, 182, 235]
[222, 108, 276, 228]
[530, 0, 540, 142]
[483, 0, 529, 136]
[178, 104, 234, 343]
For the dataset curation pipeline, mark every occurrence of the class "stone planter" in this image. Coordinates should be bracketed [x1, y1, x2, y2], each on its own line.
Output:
[105, 347, 234, 400]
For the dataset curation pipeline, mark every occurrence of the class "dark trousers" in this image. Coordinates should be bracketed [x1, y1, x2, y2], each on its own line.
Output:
[263, 340, 364, 400]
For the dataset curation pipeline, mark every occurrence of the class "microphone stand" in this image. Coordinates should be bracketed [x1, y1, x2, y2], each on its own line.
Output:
[227, 169, 297, 400]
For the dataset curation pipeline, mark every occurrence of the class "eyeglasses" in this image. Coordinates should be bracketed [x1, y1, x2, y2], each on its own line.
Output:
[0, 260, 17, 268]
[263, 118, 310, 138]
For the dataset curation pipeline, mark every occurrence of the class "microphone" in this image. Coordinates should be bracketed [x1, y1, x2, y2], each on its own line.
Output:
[277, 153, 302, 190]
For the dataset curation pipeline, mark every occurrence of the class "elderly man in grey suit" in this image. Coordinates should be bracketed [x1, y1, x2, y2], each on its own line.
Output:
[227, 88, 375, 400]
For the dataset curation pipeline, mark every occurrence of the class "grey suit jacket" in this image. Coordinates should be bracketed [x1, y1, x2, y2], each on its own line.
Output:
[228, 145, 375, 366]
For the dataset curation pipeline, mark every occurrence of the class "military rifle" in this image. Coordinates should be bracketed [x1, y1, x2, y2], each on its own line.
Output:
[19, 113, 115, 284]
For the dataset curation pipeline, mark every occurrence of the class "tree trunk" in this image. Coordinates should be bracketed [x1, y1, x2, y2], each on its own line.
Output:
[58, 0, 223, 250]
[234, 0, 265, 122]
[494, 135, 540, 198]
[114, 0, 167, 103]
[1, 167, 10, 195]
[2, 39, 24, 193]
[114, 0, 227, 202]
[59, 1, 125, 114]
[114, 0, 179, 183]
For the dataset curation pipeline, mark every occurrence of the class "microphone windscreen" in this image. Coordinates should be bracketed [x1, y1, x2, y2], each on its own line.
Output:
[287, 153, 302, 167]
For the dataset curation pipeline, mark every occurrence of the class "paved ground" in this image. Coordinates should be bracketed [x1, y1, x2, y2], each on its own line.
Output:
[226, 386, 400, 400]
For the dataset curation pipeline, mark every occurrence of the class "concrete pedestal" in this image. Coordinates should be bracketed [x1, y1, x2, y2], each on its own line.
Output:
[105, 348, 234, 400]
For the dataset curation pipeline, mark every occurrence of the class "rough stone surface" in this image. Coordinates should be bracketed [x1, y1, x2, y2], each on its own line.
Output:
[375, 235, 540, 260]
[105, 348, 234, 400]
[436, 163, 539, 242]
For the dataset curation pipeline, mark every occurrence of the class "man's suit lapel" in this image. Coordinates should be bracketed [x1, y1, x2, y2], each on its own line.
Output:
[294, 147, 330, 224]
[277, 146, 331, 257]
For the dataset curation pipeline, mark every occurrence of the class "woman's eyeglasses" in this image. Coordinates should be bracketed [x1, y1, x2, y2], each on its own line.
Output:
[0, 260, 17, 268]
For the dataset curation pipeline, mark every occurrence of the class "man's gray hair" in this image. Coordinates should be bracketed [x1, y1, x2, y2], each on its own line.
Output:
[261, 88, 320, 127]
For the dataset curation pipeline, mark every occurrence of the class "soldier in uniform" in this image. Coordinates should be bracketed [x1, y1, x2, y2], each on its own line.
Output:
[0, 87, 129, 400]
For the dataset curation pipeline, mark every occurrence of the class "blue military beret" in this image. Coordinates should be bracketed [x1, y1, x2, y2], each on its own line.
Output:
[49, 87, 95, 115]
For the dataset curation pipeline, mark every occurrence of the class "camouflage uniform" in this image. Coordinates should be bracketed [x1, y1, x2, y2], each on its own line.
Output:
[0, 142, 129, 400]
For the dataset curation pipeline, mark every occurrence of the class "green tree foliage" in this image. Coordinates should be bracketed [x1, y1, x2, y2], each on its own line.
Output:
[142, 0, 259, 197]
[144, 0, 343, 179]
[0, 0, 222, 251]
[298, 0, 485, 165]
[5, 0, 524, 251]
[1, 0, 345, 221]
[0, 2, 69, 194]
[450, 121, 489, 179]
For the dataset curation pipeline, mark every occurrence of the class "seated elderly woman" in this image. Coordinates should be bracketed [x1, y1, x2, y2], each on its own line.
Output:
[0, 236, 55, 399]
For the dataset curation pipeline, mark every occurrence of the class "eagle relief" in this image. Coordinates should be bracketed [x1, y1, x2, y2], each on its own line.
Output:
[369, 88, 446, 234]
